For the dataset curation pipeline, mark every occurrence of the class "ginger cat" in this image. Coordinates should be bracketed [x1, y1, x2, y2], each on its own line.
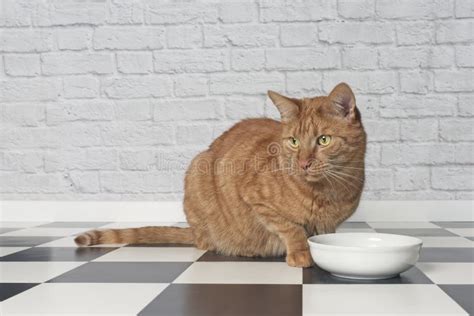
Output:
[75, 83, 366, 268]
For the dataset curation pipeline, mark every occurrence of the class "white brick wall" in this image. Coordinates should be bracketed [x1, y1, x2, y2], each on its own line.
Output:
[0, 0, 472, 201]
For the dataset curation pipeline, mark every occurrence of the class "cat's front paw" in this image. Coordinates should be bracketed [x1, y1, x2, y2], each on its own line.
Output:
[286, 250, 313, 268]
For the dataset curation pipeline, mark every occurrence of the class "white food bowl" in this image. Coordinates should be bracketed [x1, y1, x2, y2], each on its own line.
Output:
[307, 233, 423, 280]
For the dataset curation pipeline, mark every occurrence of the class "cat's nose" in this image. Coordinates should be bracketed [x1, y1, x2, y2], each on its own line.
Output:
[299, 159, 312, 170]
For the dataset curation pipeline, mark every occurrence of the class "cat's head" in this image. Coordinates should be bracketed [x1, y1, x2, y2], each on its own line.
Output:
[268, 83, 366, 184]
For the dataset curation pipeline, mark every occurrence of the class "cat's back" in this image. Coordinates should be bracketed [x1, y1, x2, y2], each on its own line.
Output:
[209, 118, 281, 158]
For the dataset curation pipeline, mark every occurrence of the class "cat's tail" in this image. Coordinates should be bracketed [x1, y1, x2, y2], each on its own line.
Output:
[74, 226, 194, 246]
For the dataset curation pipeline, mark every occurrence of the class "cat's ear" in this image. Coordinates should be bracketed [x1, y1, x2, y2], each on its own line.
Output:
[267, 91, 301, 123]
[328, 83, 359, 122]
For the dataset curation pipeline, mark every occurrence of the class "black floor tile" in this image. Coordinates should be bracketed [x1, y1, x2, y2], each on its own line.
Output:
[139, 284, 302, 316]
[38, 222, 112, 228]
[0, 236, 62, 247]
[48, 262, 192, 283]
[375, 228, 457, 237]
[0, 247, 118, 262]
[466, 237, 474, 241]
[0, 283, 39, 301]
[419, 247, 474, 262]
[432, 222, 474, 228]
[303, 265, 432, 284]
[198, 251, 285, 262]
[0, 228, 23, 234]
[439, 285, 474, 315]
[338, 222, 371, 229]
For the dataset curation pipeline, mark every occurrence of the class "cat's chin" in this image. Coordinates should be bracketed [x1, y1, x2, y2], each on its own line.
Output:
[304, 174, 324, 183]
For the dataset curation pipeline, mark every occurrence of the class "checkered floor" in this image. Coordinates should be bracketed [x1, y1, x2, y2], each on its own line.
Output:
[0, 221, 473, 315]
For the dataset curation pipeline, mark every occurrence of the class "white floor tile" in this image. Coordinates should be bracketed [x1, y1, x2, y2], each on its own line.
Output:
[0, 283, 168, 315]
[0, 262, 85, 283]
[446, 228, 474, 237]
[303, 284, 467, 315]
[417, 263, 474, 284]
[0, 227, 90, 237]
[100, 222, 176, 229]
[418, 236, 474, 248]
[0, 222, 48, 228]
[174, 262, 302, 284]
[93, 247, 205, 262]
[0, 247, 28, 257]
[335, 228, 376, 233]
[36, 236, 125, 248]
[368, 222, 440, 229]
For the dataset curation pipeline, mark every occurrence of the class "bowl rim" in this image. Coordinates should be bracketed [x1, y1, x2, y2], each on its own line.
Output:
[307, 232, 423, 252]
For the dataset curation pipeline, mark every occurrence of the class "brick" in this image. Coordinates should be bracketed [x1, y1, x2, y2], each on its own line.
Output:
[376, 0, 453, 19]
[56, 28, 91, 50]
[436, 21, 474, 43]
[319, 22, 393, 44]
[399, 71, 432, 94]
[377, 190, 455, 200]
[44, 149, 118, 172]
[114, 100, 152, 121]
[156, 148, 201, 171]
[69, 171, 100, 193]
[224, 97, 265, 119]
[427, 46, 455, 68]
[286, 72, 323, 95]
[2, 103, 44, 127]
[93, 27, 164, 50]
[102, 76, 172, 99]
[120, 150, 155, 170]
[356, 96, 380, 119]
[117, 52, 153, 74]
[41, 52, 114, 75]
[154, 98, 223, 121]
[259, 0, 336, 22]
[63, 76, 99, 99]
[231, 49, 265, 71]
[396, 22, 434, 45]
[174, 75, 208, 97]
[167, 25, 202, 49]
[210, 72, 284, 95]
[400, 119, 438, 142]
[177, 124, 213, 145]
[204, 25, 278, 48]
[341, 47, 378, 70]
[458, 94, 474, 116]
[434, 70, 474, 92]
[338, 0, 374, 18]
[379, 47, 429, 69]
[280, 24, 317, 47]
[439, 119, 474, 141]
[0, 0, 35, 26]
[456, 46, 474, 67]
[14, 174, 70, 193]
[365, 169, 392, 191]
[394, 168, 430, 191]
[107, 0, 144, 24]
[145, 1, 218, 24]
[266, 47, 340, 70]
[0, 78, 60, 101]
[380, 95, 456, 118]
[0, 151, 43, 173]
[101, 171, 179, 193]
[324, 71, 396, 94]
[455, 0, 474, 18]
[35, 0, 107, 26]
[4, 54, 40, 77]
[0, 29, 54, 52]
[454, 143, 474, 164]
[364, 120, 399, 141]
[153, 50, 227, 73]
[432, 167, 473, 190]
[47, 100, 115, 125]
[381, 144, 455, 166]
[365, 144, 380, 167]
[218, 0, 257, 23]
[101, 122, 174, 146]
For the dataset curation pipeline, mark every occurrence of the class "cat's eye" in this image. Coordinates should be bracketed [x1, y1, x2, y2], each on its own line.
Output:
[288, 137, 299, 149]
[317, 135, 332, 146]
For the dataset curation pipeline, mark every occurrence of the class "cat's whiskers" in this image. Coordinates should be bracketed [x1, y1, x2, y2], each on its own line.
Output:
[327, 168, 364, 183]
[324, 171, 353, 195]
[325, 170, 362, 192]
